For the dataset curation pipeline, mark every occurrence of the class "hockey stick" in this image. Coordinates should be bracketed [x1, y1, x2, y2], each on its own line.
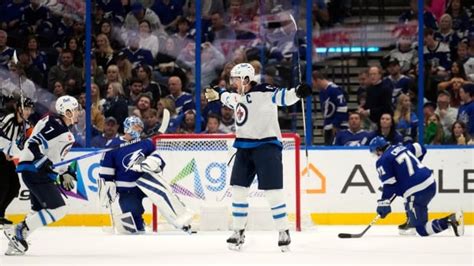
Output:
[289, 14, 310, 178]
[338, 194, 397, 239]
[53, 109, 171, 168]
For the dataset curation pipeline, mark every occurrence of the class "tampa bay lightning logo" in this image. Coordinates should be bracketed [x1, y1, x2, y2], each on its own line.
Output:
[235, 103, 248, 126]
[122, 149, 145, 170]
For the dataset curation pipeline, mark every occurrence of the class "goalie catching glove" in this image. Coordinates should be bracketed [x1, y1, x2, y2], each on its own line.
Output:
[130, 151, 166, 175]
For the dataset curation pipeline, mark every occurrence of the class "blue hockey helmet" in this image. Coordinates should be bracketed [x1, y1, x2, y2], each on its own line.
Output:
[124, 116, 144, 139]
[369, 136, 389, 153]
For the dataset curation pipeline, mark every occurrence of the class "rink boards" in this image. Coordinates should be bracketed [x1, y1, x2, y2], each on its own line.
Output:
[6, 147, 474, 226]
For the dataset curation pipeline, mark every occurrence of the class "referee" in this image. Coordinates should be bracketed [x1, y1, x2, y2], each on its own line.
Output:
[0, 97, 34, 227]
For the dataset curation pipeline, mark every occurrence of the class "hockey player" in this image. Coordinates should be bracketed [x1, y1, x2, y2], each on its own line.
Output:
[0, 97, 34, 227]
[205, 63, 312, 251]
[3, 95, 79, 255]
[369, 136, 464, 237]
[98, 116, 193, 234]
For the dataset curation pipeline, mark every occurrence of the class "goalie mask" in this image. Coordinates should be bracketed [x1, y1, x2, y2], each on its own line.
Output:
[124, 116, 144, 140]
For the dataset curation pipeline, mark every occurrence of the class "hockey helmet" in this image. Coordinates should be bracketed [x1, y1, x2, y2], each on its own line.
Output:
[369, 136, 389, 153]
[230, 63, 255, 86]
[56, 95, 79, 116]
[124, 116, 144, 139]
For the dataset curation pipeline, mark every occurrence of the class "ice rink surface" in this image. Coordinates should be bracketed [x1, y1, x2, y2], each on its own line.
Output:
[0, 226, 472, 265]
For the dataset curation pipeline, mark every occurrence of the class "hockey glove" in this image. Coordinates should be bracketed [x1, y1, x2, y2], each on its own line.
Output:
[204, 86, 221, 102]
[295, 83, 312, 98]
[376, 199, 392, 218]
[59, 172, 76, 191]
[130, 154, 165, 175]
[98, 178, 117, 208]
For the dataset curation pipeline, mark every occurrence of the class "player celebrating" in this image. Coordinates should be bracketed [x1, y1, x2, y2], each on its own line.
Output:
[3, 95, 79, 255]
[369, 136, 464, 237]
[0, 97, 34, 227]
[98, 116, 193, 234]
[205, 63, 311, 251]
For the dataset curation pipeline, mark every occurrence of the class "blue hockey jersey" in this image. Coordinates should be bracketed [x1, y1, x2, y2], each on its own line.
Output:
[319, 82, 348, 130]
[384, 75, 413, 105]
[99, 137, 159, 192]
[457, 100, 474, 135]
[376, 143, 433, 200]
[333, 129, 371, 146]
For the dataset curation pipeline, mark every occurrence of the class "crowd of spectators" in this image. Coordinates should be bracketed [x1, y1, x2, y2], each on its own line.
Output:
[0, 0, 472, 148]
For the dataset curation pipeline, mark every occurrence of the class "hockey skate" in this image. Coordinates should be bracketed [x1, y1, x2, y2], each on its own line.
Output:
[0, 217, 13, 230]
[227, 229, 245, 251]
[278, 230, 291, 252]
[4, 222, 29, 255]
[181, 224, 197, 234]
[447, 211, 464, 237]
[398, 221, 416, 236]
[5, 241, 25, 256]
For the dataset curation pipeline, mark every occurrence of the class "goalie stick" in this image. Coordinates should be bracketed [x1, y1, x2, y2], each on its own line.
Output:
[338, 194, 396, 239]
[53, 109, 171, 168]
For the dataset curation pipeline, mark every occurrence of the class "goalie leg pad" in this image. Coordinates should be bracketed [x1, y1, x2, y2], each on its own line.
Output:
[231, 185, 249, 231]
[117, 188, 146, 231]
[113, 212, 141, 234]
[265, 189, 289, 231]
[137, 173, 192, 229]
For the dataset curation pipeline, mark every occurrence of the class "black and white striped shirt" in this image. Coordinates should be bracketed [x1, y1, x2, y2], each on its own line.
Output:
[0, 113, 28, 156]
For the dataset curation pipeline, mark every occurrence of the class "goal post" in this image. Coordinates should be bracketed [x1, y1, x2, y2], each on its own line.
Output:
[151, 133, 301, 232]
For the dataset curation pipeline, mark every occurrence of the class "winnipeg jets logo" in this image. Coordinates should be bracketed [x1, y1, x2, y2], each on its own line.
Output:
[123, 149, 145, 171]
[235, 103, 248, 126]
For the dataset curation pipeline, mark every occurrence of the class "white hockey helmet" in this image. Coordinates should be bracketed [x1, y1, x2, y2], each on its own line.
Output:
[56, 95, 79, 116]
[230, 63, 255, 85]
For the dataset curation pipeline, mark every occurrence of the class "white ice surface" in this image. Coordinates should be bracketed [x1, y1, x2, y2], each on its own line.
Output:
[0, 226, 472, 265]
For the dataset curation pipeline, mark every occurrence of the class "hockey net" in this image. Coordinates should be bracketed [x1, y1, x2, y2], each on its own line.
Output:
[151, 133, 301, 232]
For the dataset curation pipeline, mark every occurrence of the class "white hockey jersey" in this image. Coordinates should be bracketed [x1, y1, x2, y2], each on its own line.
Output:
[220, 83, 300, 148]
[16, 115, 75, 175]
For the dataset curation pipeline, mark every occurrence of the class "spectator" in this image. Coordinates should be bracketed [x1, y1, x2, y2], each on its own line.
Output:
[64, 36, 84, 68]
[423, 101, 437, 121]
[0, 0, 28, 32]
[424, 113, 444, 144]
[88, 55, 106, 89]
[457, 83, 474, 136]
[24, 35, 47, 78]
[434, 14, 461, 54]
[16, 50, 43, 87]
[219, 105, 235, 133]
[333, 112, 371, 146]
[208, 12, 236, 42]
[127, 77, 145, 106]
[132, 92, 153, 118]
[0, 30, 16, 70]
[166, 75, 194, 114]
[445, 121, 473, 144]
[445, 0, 470, 34]
[19, 0, 53, 42]
[1, 62, 36, 101]
[399, 0, 438, 30]
[52, 81, 67, 98]
[179, 109, 196, 133]
[424, 28, 452, 74]
[103, 81, 129, 133]
[200, 89, 221, 122]
[172, 17, 193, 52]
[120, 32, 154, 67]
[95, 33, 117, 72]
[138, 20, 159, 58]
[388, 32, 418, 75]
[203, 113, 223, 133]
[383, 57, 415, 106]
[369, 113, 403, 145]
[90, 117, 120, 148]
[312, 70, 348, 145]
[135, 64, 164, 102]
[356, 69, 371, 105]
[155, 38, 186, 87]
[457, 42, 474, 82]
[115, 52, 133, 87]
[142, 108, 161, 138]
[105, 64, 123, 93]
[47, 49, 83, 96]
[358, 66, 393, 124]
[151, 0, 184, 33]
[435, 90, 459, 137]
[200, 42, 225, 87]
[98, 19, 122, 50]
[394, 93, 418, 143]
[437, 61, 468, 91]
[122, 2, 163, 35]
